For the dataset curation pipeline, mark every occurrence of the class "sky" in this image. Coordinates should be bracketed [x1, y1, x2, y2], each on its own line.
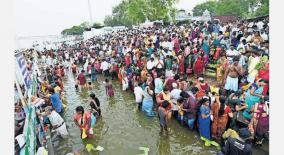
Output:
[15, 0, 208, 37]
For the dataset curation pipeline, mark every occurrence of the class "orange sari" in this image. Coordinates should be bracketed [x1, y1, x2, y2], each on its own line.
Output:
[211, 103, 231, 141]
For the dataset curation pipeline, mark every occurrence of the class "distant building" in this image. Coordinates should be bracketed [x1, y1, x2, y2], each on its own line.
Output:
[176, 9, 191, 22]
[212, 16, 238, 23]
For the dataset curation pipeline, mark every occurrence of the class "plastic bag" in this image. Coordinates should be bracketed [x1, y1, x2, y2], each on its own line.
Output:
[81, 128, 87, 139]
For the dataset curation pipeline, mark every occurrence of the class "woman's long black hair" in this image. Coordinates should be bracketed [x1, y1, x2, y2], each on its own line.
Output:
[218, 96, 226, 117]
[76, 106, 84, 125]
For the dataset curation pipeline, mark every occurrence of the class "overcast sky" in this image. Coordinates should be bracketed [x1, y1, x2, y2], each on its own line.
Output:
[15, 0, 207, 36]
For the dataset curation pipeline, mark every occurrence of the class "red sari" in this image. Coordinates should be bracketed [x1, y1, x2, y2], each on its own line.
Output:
[178, 56, 185, 74]
[211, 104, 231, 141]
[193, 56, 205, 76]
[125, 55, 131, 67]
[214, 47, 222, 60]
[258, 63, 269, 95]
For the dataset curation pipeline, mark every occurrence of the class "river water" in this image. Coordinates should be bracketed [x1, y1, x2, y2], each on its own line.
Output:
[51, 70, 268, 155]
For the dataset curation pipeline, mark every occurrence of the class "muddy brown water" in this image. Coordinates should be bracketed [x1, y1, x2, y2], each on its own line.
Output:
[50, 70, 268, 155]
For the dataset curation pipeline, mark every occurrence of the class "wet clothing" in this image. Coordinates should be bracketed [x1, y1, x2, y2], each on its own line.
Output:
[158, 107, 167, 127]
[77, 73, 86, 85]
[106, 84, 114, 97]
[198, 105, 211, 140]
[50, 93, 63, 113]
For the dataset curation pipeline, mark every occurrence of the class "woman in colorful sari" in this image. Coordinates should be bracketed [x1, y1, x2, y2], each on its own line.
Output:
[73, 106, 94, 139]
[216, 53, 229, 86]
[118, 65, 125, 84]
[257, 62, 269, 96]
[243, 79, 266, 120]
[142, 84, 155, 117]
[193, 52, 205, 78]
[198, 98, 212, 146]
[202, 36, 210, 56]
[140, 67, 148, 83]
[125, 53, 131, 67]
[211, 96, 233, 142]
[105, 79, 115, 97]
[178, 54, 185, 75]
[252, 97, 269, 145]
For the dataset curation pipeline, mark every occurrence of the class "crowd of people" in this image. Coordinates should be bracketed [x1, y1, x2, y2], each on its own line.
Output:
[15, 17, 269, 155]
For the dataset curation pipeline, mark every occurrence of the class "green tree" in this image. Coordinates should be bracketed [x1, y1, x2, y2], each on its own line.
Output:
[92, 22, 103, 29]
[127, 0, 147, 25]
[253, 0, 269, 16]
[103, 0, 178, 26]
[192, 1, 217, 16]
[192, 0, 268, 18]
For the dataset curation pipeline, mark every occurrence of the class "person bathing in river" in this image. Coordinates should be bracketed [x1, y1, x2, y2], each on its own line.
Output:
[158, 101, 170, 135]
[77, 70, 87, 91]
[73, 106, 95, 139]
[104, 79, 114, 97]
[89, 93, 101, 117]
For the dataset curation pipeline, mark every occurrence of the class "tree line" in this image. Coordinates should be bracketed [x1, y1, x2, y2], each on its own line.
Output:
[192, 0, 268, 18]
[61, 0, 269, 35]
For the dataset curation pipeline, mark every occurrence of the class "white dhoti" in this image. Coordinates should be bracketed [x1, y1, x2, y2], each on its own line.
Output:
[224, 76, 238, 92]
[55, 123, 68, 137]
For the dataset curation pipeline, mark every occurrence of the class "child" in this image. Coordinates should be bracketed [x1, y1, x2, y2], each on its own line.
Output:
[122, 75, 129, 91]
[172, 59, 178, 75]
[104, 79, 114, 97]
[75, 84, 79, 92]
[158, 101, 169, 134]
[88, 81, 92, 91]
[177, 98, 184, 123]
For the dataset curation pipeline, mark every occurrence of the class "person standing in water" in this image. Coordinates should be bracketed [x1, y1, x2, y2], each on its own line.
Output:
[77, 70, 87, 90]
[89, 93, 101, 117]
[73, 106, 95, 139]
[158, 101, 170, 135]
[104, 79, 114, 97]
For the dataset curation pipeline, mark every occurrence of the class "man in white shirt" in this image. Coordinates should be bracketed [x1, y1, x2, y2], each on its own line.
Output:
[237, 39, 246, 51]
[170, 83, 182, 105]
[134, 83, 144, 110]
[101, 59, 110, 76]
[227, 45, 240, 63]
[260, 30, 268, 41]
[167, 38, 173, 51]
[162, 48, 172, 58]
[156, 55, 164, 74]
[146, 57, 157, 70]
[42, 106, 68, 138]
[257, 21, 264, 30]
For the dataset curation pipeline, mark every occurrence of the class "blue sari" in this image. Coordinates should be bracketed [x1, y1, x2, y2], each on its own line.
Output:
[243, 84, 264, 119]
[198, 105, 211, 140]
[142, 87, 155, 117]
[202, 41, 210, 56]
